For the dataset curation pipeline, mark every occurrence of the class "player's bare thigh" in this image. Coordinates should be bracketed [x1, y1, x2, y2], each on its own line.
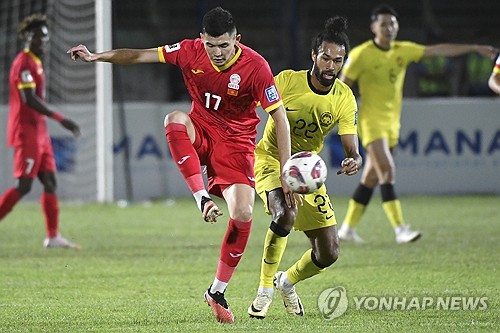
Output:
[222, 183, 255, 222]
[163, 110, 196, 143]
[365, 138, 395, 184]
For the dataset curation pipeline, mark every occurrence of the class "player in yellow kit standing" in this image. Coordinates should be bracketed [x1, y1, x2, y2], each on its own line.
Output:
[248, 17, 361, 318]
[338, 4, 498, 243]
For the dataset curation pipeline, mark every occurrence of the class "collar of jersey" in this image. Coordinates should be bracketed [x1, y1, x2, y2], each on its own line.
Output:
[371, 39, 393, 52]
[211, 45, 242, 72]
[307, 71, 333, 95]
[24, 49, 42, 65]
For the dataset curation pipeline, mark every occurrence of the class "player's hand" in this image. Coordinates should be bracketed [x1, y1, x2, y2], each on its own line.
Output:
[61, 119, 81, 137]
[337, 157, 359, 176]
[281, 179, 303, 208]
[67, 44, 94, 62]
[475, 45, 499, 59]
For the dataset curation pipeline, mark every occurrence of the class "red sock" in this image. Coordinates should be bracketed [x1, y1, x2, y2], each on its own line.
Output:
[0, 188, 22, 221]
[41, 192, 59, 238]
[216, 218, 252, 282]
[165, 123, 204, 193]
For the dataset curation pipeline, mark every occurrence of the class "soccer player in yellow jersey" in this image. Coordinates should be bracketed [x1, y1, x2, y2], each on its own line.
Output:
[488, 54, 500, 94]
[338, 4, 498, 243]
[248, 17, 361, 318]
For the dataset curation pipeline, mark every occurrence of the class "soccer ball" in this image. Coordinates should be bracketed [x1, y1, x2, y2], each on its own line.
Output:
[282, 151, 327, 194]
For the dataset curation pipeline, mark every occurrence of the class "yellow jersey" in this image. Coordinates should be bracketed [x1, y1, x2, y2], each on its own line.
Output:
[342, 40, 425, 146]
[256, 70, 358, 157]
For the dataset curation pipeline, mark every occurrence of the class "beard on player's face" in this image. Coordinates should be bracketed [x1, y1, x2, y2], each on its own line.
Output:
[312, 63, 336, 87]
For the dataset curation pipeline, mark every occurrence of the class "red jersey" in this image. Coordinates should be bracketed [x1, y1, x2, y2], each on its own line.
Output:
[158, 39, 282, 146]
[8, 50, 48, 147]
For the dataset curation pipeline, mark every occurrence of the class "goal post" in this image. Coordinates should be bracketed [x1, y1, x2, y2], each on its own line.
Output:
[95, 0, 114, 203]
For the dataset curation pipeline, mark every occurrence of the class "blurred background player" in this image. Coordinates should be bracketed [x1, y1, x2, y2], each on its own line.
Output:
[248, 17, 361, 319]
[338, 4, 498, 244]
[488, 54, 500, 94]
[0, 14, 80, 249]
[68, 7, 292, 323]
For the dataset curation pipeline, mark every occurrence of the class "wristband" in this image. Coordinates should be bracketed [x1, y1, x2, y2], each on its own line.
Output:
[52, 112, 64, 122]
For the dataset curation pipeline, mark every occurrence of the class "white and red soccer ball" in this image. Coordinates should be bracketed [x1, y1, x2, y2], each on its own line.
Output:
[282, 151, 327, 194]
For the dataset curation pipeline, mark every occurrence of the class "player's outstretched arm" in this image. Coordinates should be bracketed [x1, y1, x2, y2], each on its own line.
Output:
[67, 44, 160, 64]
[423, 44, 498, 59]
[337, 134, 362, 176]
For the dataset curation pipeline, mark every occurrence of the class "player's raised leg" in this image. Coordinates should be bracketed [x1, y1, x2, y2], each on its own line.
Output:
[164, 111, 222, 222]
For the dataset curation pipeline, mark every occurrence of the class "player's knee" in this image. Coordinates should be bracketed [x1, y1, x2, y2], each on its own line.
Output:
[164, 110, 187, 128]
[16, 183, 32, 196]
[231, 206, 253, 222]
[43, 182, 56, 193]
[377, 164, 395, 183]
[272, 206, 296, 232]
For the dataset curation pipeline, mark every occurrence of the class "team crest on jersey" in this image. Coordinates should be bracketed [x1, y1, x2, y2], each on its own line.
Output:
[227, 73, 241, 96]
[164, 43, 181, 53]
[21, 70, 34, 83]
[265, 85, 279, 103]
[320, 112, 333, 127]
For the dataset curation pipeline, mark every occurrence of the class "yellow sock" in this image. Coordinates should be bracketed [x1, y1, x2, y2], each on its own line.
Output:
[343, 199, 366, 228]
[382, 199, 404, 228]
[286, 249, 325, 285]
[259, 228, 288, 288]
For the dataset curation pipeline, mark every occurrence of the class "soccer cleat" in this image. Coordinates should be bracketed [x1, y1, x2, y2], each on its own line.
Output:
[338, 226, 365, 243]
[43, 236, 80, 249]
[273, 271, 304, 316]
[204, 288, 235, 324]
[395, 225, 422, 244]
[248, 291, 273, 319]
[201, 196, 223, 223]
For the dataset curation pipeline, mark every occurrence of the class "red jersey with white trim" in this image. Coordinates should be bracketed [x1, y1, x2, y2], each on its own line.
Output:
[7, 50, 47, 147]
[158, 38, 282, 145]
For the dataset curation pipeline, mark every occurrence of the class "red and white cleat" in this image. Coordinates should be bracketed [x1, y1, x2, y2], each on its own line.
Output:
[204, 288, 235, 324]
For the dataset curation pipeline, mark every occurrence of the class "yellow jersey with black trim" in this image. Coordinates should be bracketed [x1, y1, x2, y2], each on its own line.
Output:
[256, 70, 358, 157]
[342, 40, 425, 131]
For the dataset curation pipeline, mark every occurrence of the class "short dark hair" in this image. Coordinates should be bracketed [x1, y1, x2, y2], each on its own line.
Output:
[17, 13, 47, 38]
[311, 16, 350, 60]
[202, 7, 236, 37]
[371, 4, 399, 22]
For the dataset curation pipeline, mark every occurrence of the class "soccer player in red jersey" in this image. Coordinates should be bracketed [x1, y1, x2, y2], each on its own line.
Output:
[0, 14, 80, 249]
[68, 7, 293, 323]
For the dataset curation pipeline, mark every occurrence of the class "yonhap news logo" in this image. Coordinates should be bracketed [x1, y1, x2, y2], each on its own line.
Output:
[317, 287, 348, 320]
[317, 286, 489, 320]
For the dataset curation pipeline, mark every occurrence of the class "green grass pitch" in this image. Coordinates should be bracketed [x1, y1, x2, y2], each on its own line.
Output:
[0, 195, 498, 332]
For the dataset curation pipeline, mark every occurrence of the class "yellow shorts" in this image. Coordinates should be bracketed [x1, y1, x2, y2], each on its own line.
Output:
[359, 119, 400, 148]
[255, 152, 337, 231]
